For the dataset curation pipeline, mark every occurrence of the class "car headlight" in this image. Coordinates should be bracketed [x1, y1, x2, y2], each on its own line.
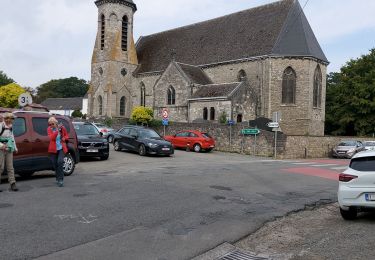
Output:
[347, 148, 356, 153]
[148, 143, 159, 148]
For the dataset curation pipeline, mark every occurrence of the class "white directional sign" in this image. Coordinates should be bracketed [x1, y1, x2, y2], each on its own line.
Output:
[267, 122, 279, 128]
[18, 92, 33, 107]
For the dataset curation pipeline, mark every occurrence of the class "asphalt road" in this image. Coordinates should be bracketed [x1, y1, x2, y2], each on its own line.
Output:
[0, 149, 340, 260]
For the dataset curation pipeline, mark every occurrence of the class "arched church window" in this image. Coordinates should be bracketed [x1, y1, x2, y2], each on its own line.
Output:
[238, 70, 247, 82]
[313, 65, 322, 108]
[282, 67, 296, 104]
[120, 96, 126, 116]
[167, 86, 176, 105]
[100, 14, 105, 50]
[122, 16, 128, 51]
[140, 83, 146, 106]
[98, 95, 103, 115]
[210, 107, 215, 121]
[203, 107, 208, 120]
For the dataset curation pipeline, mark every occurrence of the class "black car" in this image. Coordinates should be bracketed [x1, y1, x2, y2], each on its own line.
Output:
[113, 126, 174, 156]
[73, 122, 110, 160]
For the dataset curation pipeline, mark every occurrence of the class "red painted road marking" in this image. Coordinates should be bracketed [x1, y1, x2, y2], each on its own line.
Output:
[282, 167, 339, 181]
[302, 159, 350, 166]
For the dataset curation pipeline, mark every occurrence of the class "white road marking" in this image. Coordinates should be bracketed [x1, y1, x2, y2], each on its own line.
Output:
[310, 164, 337, 167]
[330, 166, 348, 170]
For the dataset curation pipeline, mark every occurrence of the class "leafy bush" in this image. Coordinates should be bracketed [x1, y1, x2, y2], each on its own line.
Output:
[131, 106, 153, 125]
[71, 110, 83, 118]
[0, 83, 26, 108]
[103, 116, 113, 127]
[219, 111, 228, 124]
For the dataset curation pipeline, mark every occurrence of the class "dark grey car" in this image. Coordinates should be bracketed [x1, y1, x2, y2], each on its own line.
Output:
[332, 140, 364, 159]
[113, 126, 174, 156]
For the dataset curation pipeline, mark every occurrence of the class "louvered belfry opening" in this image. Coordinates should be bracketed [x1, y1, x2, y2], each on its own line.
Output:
[122, 16, 128, 51]
[100, 14, 105, 50]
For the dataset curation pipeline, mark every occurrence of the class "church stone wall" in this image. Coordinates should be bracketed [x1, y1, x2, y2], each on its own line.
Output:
[189, 100, 232, 122]
[267, 58, 326, 136]
[134, 74, 160, 108]
[153, 63, 191, 122]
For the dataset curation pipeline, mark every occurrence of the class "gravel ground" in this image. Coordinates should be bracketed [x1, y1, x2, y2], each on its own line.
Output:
[236, 203, 375, 260]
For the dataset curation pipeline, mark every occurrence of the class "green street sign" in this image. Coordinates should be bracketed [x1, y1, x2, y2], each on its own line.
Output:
[242, 128, 260, 135]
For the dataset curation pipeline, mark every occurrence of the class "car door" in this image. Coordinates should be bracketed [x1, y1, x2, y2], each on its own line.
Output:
[31, 116, 52, 169]
[127, 128, 139, 151]
[174, 132, 189, 148]
[13, 114, 33, 171]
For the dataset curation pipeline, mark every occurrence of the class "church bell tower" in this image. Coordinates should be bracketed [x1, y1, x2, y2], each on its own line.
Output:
[88, 0, 138, 118]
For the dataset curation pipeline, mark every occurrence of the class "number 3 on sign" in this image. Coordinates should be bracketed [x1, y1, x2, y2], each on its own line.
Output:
[18, 93, 33, 107]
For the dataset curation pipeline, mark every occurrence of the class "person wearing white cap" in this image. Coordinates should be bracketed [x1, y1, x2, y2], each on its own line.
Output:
[0, 112, 18, 192]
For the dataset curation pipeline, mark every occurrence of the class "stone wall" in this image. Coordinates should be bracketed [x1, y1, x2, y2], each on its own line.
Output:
[104, 119, 375, 159]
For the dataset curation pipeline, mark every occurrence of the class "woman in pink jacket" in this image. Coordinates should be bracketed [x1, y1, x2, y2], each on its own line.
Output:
[47, 117, 68, 187]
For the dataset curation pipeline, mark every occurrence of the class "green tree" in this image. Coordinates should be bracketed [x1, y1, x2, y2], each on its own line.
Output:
[131, 106, 153, 125]
[0, 83, 25, 108]
[36, 77, 89, 102]
[325, 49, 375, 136]
[71, 110, 83, 118]
[0, 71, 14, 87]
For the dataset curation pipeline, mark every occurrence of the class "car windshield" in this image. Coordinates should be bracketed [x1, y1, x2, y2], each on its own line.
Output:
[139, 129, 160, 139]
[364, 142, 375, 146]
[202, 133, 212, 138]
[74, 124, 99, 135]
[338, 141, 357, 146]
[350, 156, 375, 171]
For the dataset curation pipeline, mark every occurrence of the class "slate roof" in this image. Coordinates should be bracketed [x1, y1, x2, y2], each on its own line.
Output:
[175, 62, 213, 85]
[136, 0, 328, 74]
[41, 97, 83, 110]
[190, 83, 241, 99]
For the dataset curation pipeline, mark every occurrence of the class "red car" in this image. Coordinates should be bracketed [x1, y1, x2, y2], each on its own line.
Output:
[164, 130, 215, 152]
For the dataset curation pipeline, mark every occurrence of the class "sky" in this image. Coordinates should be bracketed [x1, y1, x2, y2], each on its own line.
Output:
[0, 0, 374, 88]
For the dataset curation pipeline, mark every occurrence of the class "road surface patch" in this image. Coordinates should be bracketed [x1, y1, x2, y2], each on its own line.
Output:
[282, 167, 338, 180]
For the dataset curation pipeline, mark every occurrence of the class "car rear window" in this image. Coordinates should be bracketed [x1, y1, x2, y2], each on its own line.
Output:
[364, 142, 375, 146]
[202, 133, 212, 138]
[338, 141, 357, 146]
[350, 156, 375, 171]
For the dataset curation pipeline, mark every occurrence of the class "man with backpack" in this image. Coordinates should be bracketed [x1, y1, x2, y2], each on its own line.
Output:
[0, 112, 18, 192]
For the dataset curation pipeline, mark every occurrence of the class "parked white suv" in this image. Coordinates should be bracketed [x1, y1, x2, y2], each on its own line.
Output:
[338, 150, 375, 220]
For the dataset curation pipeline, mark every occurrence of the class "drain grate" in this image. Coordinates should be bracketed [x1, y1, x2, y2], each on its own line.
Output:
[219, 250, 268, 260]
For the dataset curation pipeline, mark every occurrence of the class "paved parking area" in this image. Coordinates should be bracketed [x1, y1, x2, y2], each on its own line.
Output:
[0, 149, 342, 259]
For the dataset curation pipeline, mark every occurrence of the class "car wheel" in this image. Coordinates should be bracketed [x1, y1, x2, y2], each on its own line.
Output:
[138, 144, 146, 156]
[63, 153, 75, 176]
[114, 140, 121, 151]
[17, 171, 35, 178]
[100, 154, 109, 160]
[108, 135, 114, 143]
[193, 144, 202, 153]
[340, 207, 357, 220]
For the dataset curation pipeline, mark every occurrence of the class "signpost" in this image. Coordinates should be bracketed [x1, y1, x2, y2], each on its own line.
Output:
[228, 120, 235, 146]
[269, 111, 281, 159]
[18, 92, 33, 107]
[162, 108, 169, 136]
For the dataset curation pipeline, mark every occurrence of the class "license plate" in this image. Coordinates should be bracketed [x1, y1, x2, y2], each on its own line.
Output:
[365, 194, 375, 201]
[338, 152, 345, 154]
[87, 149, 98, 153]
[162, 148, 170, 151]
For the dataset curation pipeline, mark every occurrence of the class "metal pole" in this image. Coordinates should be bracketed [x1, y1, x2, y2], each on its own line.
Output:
[229, 124, 232, 147]
[274, 130, 277, 159]
[163, 125, 166, 137]
[254, 134, 257, 156]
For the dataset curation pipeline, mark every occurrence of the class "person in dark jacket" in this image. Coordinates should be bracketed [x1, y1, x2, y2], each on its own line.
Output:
[47, 117, 68, 187]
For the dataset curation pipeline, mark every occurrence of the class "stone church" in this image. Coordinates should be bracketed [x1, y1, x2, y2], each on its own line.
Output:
[88, 0, 328, 136]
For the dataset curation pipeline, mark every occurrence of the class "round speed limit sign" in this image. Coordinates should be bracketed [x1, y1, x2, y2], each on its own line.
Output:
[18, 92, 33, 107]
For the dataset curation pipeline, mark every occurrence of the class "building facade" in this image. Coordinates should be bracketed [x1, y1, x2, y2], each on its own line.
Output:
[88, 0, 329, 136]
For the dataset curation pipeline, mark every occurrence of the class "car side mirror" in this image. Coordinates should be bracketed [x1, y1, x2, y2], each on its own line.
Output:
[131, 135, 137, 139]
[99, 132, 103, 137]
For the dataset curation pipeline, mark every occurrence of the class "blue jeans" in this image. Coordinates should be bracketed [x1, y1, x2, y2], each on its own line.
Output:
[50, 150, 64, 182]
